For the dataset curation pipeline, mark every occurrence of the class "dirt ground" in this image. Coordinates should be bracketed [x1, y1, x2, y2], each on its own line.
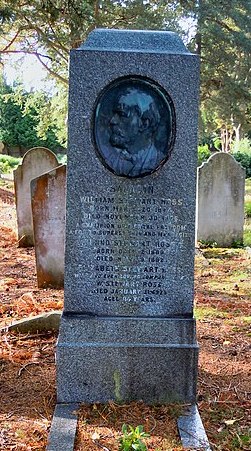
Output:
[0, 180, 250, 450]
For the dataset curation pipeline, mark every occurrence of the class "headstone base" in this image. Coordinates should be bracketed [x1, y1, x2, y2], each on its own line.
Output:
[57, 315, 198, 404]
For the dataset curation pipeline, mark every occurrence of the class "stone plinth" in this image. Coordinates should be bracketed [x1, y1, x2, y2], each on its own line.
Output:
[57, 316, 198, 404]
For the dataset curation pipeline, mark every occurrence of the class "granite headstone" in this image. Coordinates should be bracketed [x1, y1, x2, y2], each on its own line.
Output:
[31, 165, 66, 288]
[196, 153, 245, 247]
[14, 147, 59, 246]
[57, 29, 200, 404]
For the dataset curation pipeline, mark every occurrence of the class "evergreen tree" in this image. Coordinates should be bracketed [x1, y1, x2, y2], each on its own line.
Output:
[0, 1, 185, 84]
[1, 1, 250, 149]
[192, 0, 251, 149]
[0, 76, 63, 153]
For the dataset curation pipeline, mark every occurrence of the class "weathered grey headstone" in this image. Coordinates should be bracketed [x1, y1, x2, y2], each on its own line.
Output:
[31, 165, 66, 288]
[57, 29, 200, 405]
[14, 147, 59, 246]
[196, 153, 245, 247]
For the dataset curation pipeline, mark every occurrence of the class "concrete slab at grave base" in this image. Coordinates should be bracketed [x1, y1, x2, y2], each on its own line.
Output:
[57, 315, 198, 404]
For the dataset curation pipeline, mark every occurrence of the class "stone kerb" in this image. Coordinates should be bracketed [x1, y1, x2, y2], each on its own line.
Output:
[196, 152, 246, 247]
[31, 165, 66, 288]
[14, 147, 59, 247]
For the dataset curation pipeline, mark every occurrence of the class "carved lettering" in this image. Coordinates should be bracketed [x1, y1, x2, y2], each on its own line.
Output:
[78, 189, 191, 303]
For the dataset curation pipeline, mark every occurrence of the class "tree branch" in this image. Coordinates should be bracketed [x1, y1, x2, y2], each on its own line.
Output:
[35, 53, 68, 85]
[1, 49, 52, 61]
[23, 16, 69, 61]
[213, 18, 236, 34]
[2, 30, 21, 53]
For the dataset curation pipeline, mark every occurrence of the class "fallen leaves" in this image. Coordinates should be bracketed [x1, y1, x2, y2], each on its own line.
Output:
[1, 180, 251, 450]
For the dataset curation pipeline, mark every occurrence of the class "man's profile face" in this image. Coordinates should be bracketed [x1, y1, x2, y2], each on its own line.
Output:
[109, 95, 143, 153]
[94, 77, 175, 177]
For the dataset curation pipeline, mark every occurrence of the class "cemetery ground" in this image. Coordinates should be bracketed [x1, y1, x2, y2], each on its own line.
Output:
[0, 179, 250, 451]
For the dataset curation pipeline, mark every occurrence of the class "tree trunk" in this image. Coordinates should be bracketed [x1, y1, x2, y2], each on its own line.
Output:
[221, 127, 233, 152]
[233, 123, 241, 143]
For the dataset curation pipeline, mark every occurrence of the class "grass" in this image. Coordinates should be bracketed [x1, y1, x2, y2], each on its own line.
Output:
[0, 178, 14, 189]
[245, 201, 251, 217]
[0, 155, 21, 173]
[195, 246, 250, 309]
[242, 316, 251, 323]
[244, 179, 251, 245]
[245, 177, 251, 197]
[244, 218, 251, 246]
[195, 306, 228, 320]
[202, 248, 244, 259]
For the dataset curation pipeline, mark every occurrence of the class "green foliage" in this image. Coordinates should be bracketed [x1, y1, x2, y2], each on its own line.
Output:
[0, 1, 186, 85]
[197, 144, 211, 166]
[57, 154, 67, 165]
[194, 1, 251, 150]
[198, 240, 218, 248]
[246, 178, 251, 196]
[0, 77, 64, 151]
[231, 140, 251, 177]
[232, 137, 251, 155]
[195, 306, 228, 320]
[0, 154, 20, 173]
[119, 424, 149, 451]
[244, 228, 251, 247]
[1, 1, 251, 150]
[1, 2, 187, 147]
[245, 178, 251, 219]
[245, 201, 251, 218]
[233, 153, 251, 178]
[231, 432, 251, 449]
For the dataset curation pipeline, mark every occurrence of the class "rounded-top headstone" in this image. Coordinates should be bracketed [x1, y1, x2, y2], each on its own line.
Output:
[14, 147, 59, 247]
[196, 152, 246, 247]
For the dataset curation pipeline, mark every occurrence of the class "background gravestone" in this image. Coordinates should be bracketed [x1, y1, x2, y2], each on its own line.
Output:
[14, 147, 59, 247]
[57, 29, 200, 404]
[196, 153, 246, 247]
[31, 165, 66, 288]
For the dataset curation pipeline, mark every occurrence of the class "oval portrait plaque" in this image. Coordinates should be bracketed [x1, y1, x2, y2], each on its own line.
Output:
[93, 77, 175, 178]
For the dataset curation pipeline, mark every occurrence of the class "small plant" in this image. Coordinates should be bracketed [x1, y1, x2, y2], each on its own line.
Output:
[198, 239, 218, 248]
[197, 144, 211, 166]
[234, 152, 251, 177]
[57, 153, 67, 164]
[0, 154, 21, 173]
[118, 424, 150, 451]
[245, 201, 251, 218]
[231, 137, 251, 155]
[244, 228, 251, 247]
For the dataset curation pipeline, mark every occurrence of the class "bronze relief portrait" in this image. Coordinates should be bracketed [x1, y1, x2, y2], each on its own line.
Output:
[93, 77, 175, 178]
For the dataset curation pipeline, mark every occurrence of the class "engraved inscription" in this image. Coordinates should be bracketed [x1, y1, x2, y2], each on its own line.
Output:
[74, 185, 193, 305]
